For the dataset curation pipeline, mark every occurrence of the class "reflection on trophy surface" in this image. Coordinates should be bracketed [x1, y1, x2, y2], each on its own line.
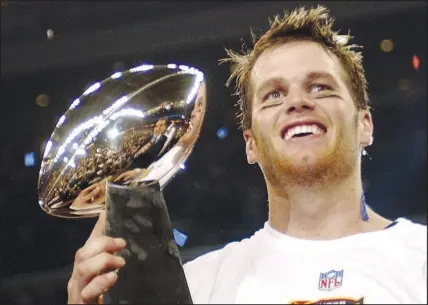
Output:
[38, 64, 206, 218]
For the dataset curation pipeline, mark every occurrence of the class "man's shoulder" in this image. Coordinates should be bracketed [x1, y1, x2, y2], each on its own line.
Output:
[391, 217, 427, 247]
[393, 218, 427, 279]
[182, 230, 262, 290]
[182, 237, 256, 303]
[184, 226, 266, 271]
[386, 217, 427, 268]
[183, 237, 251, 272]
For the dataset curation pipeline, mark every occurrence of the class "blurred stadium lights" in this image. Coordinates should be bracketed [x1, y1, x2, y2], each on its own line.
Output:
[107, 127, 120, 139]
[172, 228, 188, 247]
[24, 152, 36, 167]
[46, 29, 54, 40]
[216, 127, 228, 140]
[380, 39, 394, 52]
[111, 71, 123, 79]
[35, 94, 50, 107]
[412, 55, 420, 70]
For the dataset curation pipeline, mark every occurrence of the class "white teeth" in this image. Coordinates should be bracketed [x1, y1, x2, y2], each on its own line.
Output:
[310, 125, 316, 134]
[290, 127, 296, 136]
[284, 124, 324, 140]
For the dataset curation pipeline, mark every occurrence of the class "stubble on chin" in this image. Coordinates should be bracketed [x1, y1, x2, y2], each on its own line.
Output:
[254, 131, 356, 189]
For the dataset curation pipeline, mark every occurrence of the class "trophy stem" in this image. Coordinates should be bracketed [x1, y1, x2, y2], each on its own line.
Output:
[102, 181, 192, 304]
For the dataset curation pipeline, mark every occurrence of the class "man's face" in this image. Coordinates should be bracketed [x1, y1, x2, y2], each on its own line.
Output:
[244, 41, 373, 187]
[154, 119, 167, 135]
[187, 83, 206, 135]
[188, 97, 204, 132]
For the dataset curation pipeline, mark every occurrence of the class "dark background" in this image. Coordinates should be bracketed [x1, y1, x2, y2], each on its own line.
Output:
[1, 1, 426, 304]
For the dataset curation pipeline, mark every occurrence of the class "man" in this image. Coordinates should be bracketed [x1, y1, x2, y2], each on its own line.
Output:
[67, 6, 426, 304]
[133, 117, 170, 161]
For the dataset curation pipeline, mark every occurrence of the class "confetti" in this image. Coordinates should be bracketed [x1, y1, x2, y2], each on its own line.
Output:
[412, 55, 420, 70]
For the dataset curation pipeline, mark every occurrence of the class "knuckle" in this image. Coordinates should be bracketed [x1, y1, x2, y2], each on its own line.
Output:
[100, 252, 113, 266]
[104, 236, 118, 249]
[75, 247, 84, 262]
[94, 236, 108, 247]
[76, 263, 86, 277]
[99, 235, 111, 245]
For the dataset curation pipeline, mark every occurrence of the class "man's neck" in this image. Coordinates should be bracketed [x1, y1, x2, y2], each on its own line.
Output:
[267, 174, 391, 240]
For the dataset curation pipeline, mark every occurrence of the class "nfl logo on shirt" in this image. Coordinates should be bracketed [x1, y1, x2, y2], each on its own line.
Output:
[318, 270, 344, 291]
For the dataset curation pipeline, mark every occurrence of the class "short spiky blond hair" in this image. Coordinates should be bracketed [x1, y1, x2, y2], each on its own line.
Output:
[221, 5, 369, 130]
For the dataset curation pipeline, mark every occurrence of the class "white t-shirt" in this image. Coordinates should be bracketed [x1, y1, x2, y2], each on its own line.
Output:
[183, 218, 427, 304]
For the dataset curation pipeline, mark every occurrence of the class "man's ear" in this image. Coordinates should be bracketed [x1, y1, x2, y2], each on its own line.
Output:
[359, 109, 374, 148]
[243, 129, 258, 164]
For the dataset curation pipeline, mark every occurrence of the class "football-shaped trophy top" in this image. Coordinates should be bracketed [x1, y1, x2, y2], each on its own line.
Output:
[38, 64, 206, 218]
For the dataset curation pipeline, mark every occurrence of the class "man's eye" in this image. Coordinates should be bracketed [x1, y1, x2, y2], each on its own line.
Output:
[264, 90, 285, 101]
[310, 84, 332, 93]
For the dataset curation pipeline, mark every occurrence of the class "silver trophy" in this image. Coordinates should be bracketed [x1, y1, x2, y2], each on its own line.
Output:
[37, 64, 206, 303]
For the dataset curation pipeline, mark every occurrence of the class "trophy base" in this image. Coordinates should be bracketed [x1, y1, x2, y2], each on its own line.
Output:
[102, 181, 192, 304]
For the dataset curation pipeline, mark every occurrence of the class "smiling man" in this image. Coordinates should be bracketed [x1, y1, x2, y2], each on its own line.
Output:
[183, 5, 427, 304]
[67, 5, 426, 304]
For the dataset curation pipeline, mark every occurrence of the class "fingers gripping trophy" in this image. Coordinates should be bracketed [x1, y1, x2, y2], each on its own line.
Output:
[37, 64, 207, 304]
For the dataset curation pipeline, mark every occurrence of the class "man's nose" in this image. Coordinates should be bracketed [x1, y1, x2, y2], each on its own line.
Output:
[286, 87, 315, 114]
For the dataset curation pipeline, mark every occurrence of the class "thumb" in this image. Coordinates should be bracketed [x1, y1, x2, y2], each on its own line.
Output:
[85, 210, 106, 245]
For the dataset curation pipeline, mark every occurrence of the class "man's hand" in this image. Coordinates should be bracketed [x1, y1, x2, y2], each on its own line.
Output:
[70, 181, 107, 210]
[67, 211, 127, 304]
[114, 169, 146, 184]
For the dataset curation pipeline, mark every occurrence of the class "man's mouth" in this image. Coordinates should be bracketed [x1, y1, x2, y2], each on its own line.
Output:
[281, 122, 327, 141]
